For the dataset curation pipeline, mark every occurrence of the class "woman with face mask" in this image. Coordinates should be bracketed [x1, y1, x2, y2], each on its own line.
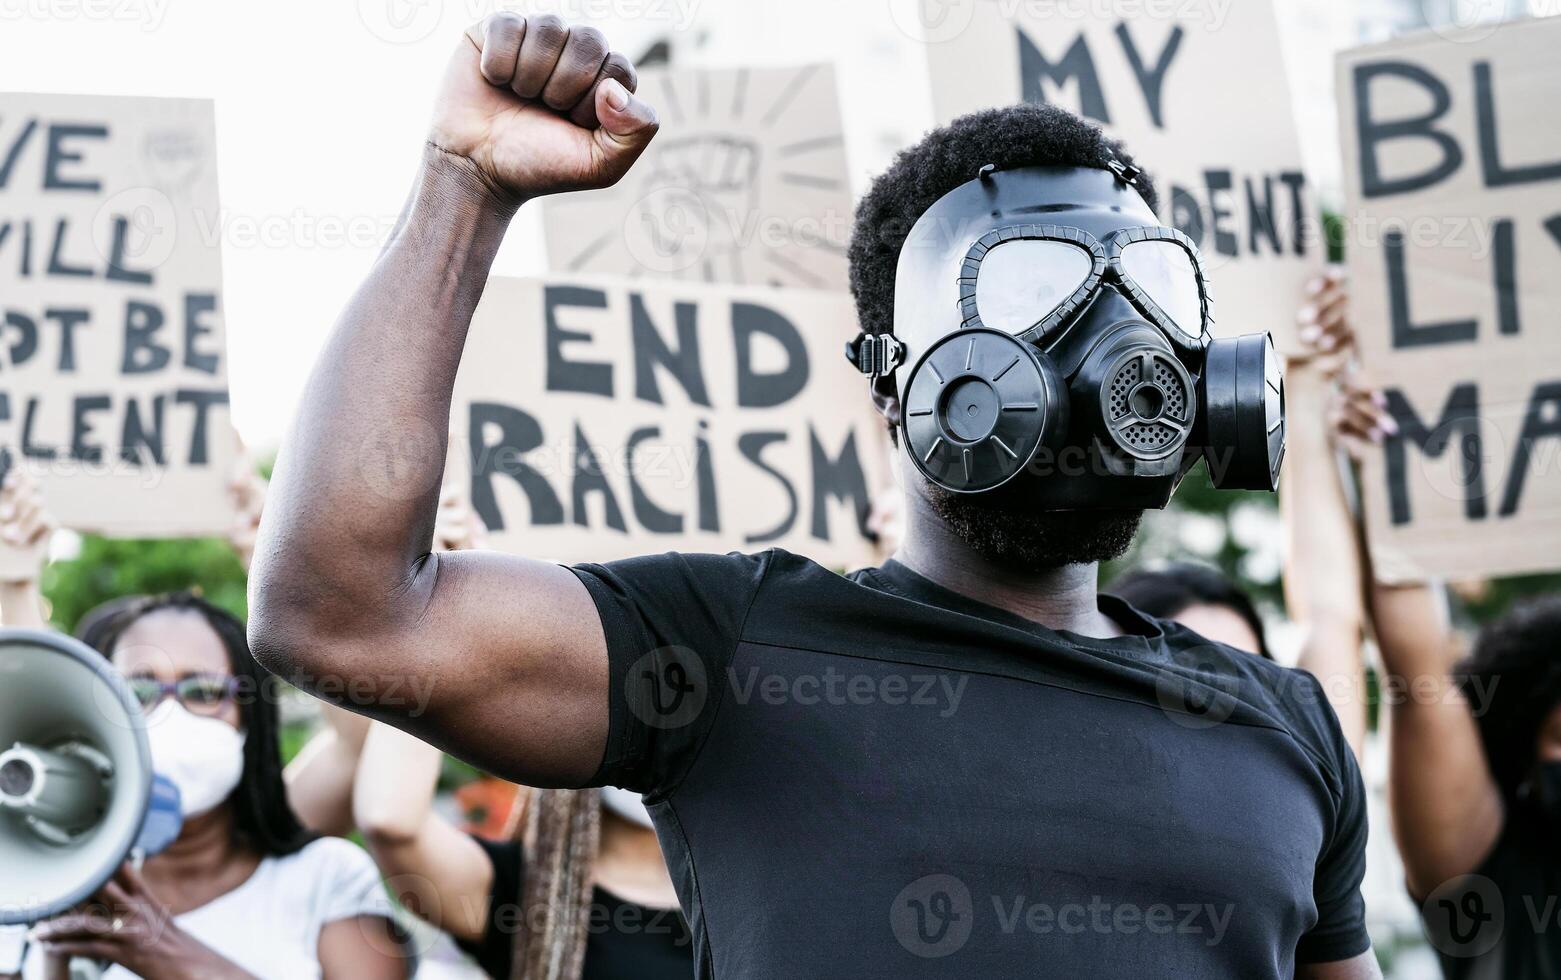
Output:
[21, 592, 408, 980]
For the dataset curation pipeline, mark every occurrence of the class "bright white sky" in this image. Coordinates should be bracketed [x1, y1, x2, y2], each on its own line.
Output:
[2, 0, 1542, 450]
[0, 0, 941, 450]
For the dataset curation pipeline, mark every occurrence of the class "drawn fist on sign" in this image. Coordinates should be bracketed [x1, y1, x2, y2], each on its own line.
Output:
[430, 13, 660, 202]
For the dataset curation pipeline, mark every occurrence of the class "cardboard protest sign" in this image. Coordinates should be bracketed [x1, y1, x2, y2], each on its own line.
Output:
[0, 94, 235, 539]
[451, 275, 889, 567]
[541, 64, 852, 290]
[1336, 18, 1561, 582]
[912, 0, 1315, 347]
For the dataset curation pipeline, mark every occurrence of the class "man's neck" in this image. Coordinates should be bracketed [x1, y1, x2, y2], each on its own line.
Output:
[894, 494, 1127, 640]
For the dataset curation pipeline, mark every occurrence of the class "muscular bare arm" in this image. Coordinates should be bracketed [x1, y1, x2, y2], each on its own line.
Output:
[247, 14, 658, 787]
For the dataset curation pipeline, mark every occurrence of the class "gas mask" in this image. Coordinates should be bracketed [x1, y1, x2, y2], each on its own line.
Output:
[848, 163, 1284, 510]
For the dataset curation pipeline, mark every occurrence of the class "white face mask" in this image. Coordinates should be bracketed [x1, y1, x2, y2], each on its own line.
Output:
[600, 786, 654, 829]
[144, 699, 246, 818]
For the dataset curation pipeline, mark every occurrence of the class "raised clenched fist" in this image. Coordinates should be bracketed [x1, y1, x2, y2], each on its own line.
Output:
[429, 13, 659, 202]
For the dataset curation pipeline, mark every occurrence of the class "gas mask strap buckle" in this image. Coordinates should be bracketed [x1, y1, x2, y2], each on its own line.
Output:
[846, 331, 905, 378]
[1105, 157, 1142, 187]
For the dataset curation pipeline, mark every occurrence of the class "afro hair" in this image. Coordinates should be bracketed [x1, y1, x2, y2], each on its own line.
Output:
[847, 102, 1158, 340]
[1456, 593, 1561, 802]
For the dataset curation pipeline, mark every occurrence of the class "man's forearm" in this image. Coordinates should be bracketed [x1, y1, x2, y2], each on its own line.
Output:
[252, 148, 517, 651]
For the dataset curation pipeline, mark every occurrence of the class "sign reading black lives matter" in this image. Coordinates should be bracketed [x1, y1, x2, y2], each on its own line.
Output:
[0, 94, 235, 545]
[1337, 18, 1561, 582]
[541, 64, 852, 290]
[912, 0, 1315, 347]
[451, 276, 889, 566]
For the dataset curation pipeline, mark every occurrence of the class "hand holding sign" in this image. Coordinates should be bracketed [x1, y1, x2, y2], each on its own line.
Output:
[0, 465, 54, 628]
[1330, 371, 1398, 463]
[226, 435, 267, 572]
[431, 14, 659, 203]
[0, 466, 54, 583]
[433, 478, 487, 554]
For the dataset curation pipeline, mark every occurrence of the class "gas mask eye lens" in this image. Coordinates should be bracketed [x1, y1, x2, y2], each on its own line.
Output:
[1119, 239, 1203, 337]
[974, 239, 1093, 335]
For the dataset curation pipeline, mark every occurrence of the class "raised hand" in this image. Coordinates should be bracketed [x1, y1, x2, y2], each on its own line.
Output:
[432, 478, 487, 554]
[1296, 266, 1354, 360]
[429, 13, 659, 203]
[1328, 371, 1398, 460]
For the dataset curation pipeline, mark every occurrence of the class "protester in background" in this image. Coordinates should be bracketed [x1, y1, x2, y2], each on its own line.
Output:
[1335, 372, 1561, 979]
[23, 592, 406, 979]
[1108, 562, 1273, 659]
[1309, 275, 1561, 978]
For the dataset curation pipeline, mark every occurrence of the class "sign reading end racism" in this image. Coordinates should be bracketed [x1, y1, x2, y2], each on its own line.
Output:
[913, 0, 1315, 348]
[1337, 17, 1561, 582]
[0, 93, 235, 538]
[451, 276, 889, 567]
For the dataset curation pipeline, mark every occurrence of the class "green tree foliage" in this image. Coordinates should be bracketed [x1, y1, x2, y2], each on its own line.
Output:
[40, 534, 248, 636]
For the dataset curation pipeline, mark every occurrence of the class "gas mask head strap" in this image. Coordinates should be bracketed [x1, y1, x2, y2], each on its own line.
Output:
[1104, 155, 1143, 192]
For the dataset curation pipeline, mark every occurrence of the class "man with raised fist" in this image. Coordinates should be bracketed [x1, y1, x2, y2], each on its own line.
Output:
[252, 16, 1377, 978]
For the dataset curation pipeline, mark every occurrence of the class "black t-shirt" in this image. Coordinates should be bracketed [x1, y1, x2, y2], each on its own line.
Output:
[457, 835, 693, 980]
[568, 550, 1371, 979]
[1423, 808, 1561, 979]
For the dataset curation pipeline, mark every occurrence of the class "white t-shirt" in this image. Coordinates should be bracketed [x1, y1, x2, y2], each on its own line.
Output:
[23, 838, 397, 980]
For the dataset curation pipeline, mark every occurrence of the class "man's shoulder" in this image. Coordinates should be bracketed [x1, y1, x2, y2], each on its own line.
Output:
[1156, 619, 1350, 772]
[594, 547, 866, 593]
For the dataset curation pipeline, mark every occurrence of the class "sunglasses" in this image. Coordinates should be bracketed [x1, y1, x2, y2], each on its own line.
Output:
[126, 674, 240, 715]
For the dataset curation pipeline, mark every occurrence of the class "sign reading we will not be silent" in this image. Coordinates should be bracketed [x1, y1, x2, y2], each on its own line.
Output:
[0, 93, 235, 558]
[1338, 17, 1561, 582]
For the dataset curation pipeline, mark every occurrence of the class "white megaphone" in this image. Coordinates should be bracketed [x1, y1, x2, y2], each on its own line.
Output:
[0, 628, 173, 929]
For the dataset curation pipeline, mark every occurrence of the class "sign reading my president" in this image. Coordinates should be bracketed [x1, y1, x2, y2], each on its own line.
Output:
[914, 0, 1315, 347]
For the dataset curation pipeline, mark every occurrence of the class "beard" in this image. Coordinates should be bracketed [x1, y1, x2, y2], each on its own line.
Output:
[924, 482, 1142, 572]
